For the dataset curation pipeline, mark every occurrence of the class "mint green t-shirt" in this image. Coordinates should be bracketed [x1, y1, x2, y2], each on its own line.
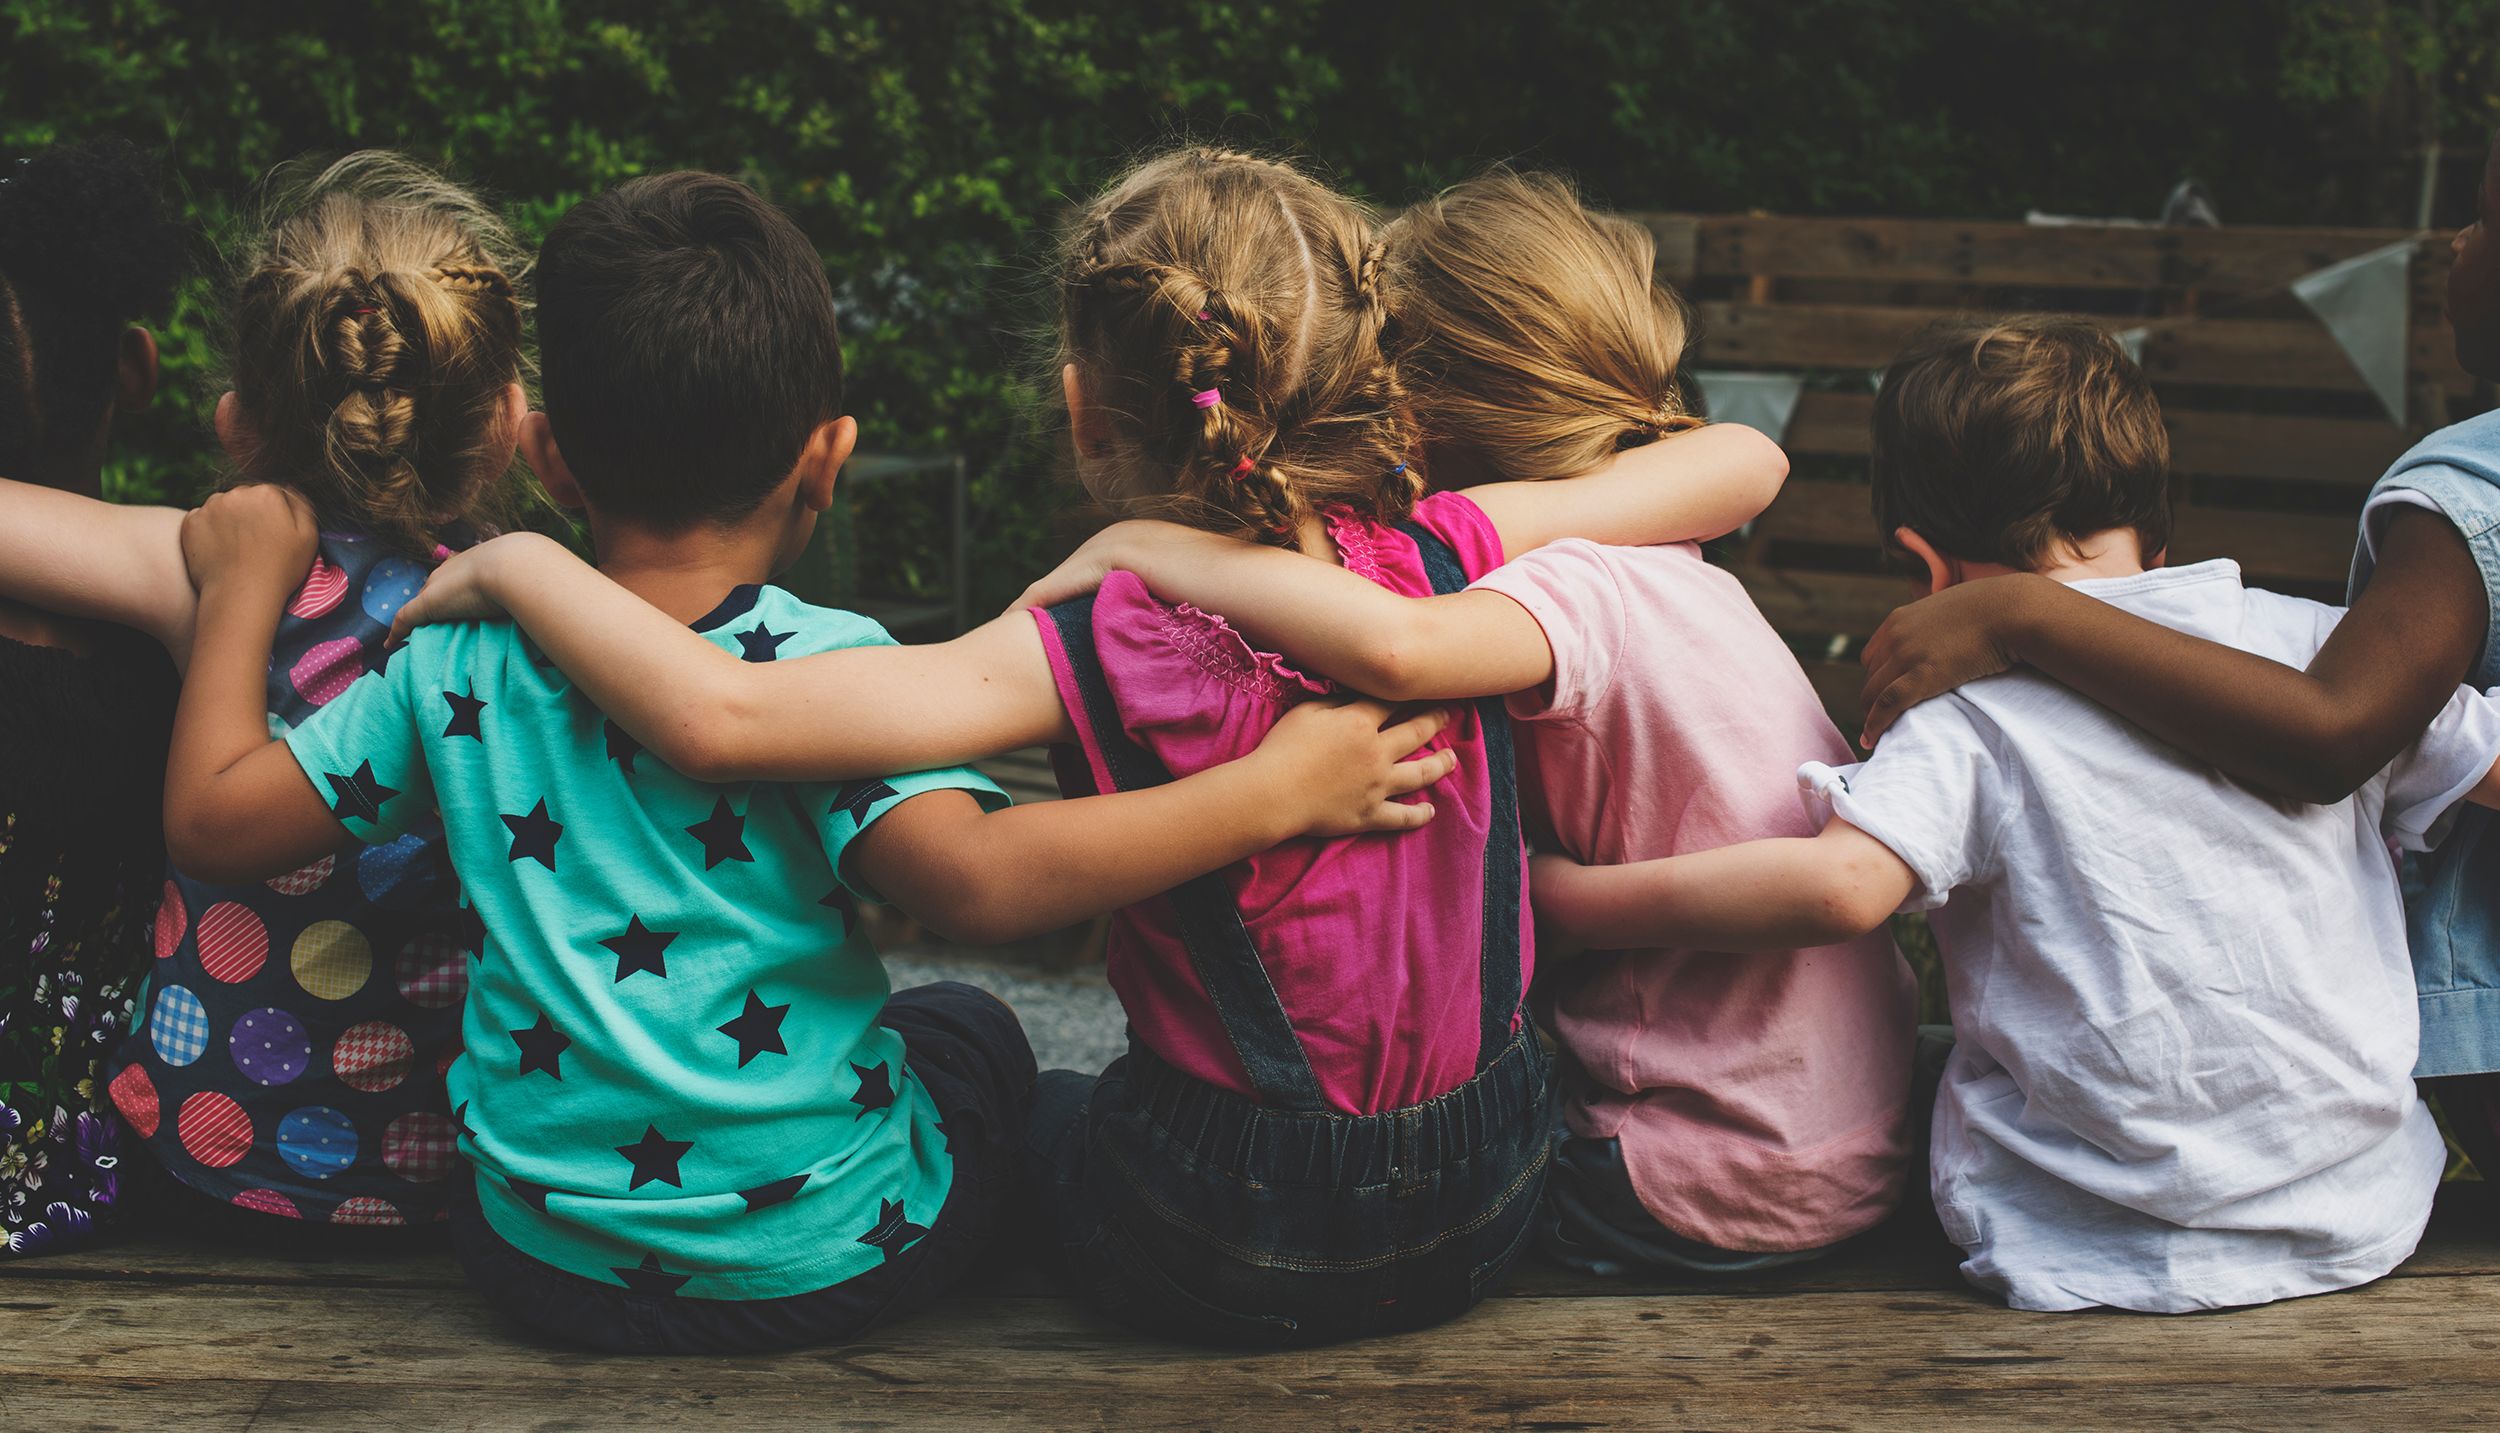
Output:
[283, 584, 1005, 1300]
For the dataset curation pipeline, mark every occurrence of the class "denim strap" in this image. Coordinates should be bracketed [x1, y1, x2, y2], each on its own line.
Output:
[1045, 596, 1329, 1112]
[1389, 519, 1524, 1072]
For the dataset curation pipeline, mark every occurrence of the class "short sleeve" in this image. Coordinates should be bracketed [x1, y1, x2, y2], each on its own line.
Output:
[819, 766, 1010, 904]
[2384, 683, 2500, 851]
[1801, 696, 2001, 912]
[282, 633, 440, 845]
[1467, 539, 1622, 722]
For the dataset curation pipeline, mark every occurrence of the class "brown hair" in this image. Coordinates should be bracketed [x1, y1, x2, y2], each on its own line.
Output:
[1056, 146, 1420, 537]
[536, 171, 842, 529]
[226, 152, 526, 553]
[1871, 316, 2172, 570]
[1382, 168, 1701, 484]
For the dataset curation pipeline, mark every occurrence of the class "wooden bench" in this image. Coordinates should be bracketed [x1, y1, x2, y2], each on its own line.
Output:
[1636, 212, 2492, 725]
[9, 1183, 2497, 1430]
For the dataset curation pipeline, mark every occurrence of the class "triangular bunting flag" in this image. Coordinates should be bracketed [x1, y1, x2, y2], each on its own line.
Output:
[2291, 239, 2414, 425]
[1691, 370, 1807, 445]
[2114, 327, 2150, 368]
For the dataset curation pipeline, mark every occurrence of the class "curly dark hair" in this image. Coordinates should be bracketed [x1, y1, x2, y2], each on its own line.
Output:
[0, 138, 183, 478]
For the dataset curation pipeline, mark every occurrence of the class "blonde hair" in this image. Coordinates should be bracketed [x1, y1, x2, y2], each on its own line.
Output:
[1056, 146, 1421, 537]
[225, 152, 527, 553]
[1383, 168, 1700, 483]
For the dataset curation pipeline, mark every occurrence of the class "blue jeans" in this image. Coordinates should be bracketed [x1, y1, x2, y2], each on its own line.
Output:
[1023, 1024, 1554, 1348]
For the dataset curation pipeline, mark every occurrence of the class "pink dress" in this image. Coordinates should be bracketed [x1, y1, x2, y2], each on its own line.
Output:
[1031, 493, 1529, 1115]
[1473, 540, 1918, 1252]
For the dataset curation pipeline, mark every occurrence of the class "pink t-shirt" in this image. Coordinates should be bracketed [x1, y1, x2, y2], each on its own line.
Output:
[1473, 540, 1918, 1252]
[1032, 493, 1530, 1115]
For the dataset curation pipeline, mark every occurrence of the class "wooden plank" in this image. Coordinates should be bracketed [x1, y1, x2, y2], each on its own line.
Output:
[1692, 301, 2473, 397]
[11, 1272, 2500, 1431]
[1780, 390, 2415, 488]
[1752, 481, 2359, 588]
[1738, 567, 1913, 642]
[1654, 213, 2444, 295]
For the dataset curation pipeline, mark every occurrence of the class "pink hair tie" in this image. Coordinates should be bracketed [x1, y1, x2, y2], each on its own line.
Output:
[1191, 388, 1223, 410]
[430, 543, 455, 562]
[1229, 455, 1255, 480]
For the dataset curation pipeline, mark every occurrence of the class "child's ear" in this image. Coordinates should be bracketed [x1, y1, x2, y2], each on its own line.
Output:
[115, 326, 159, 412]
[797, 416, 857, 514]
[1893, 526, 1959, 594]
[520, 412, 586, 512]
[213, 391, 257, 473]
[1063, 362, 1110, 459]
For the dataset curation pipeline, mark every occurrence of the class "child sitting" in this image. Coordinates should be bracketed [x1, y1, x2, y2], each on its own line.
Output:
[0, 152, 531, 1245]
[155, 171, 1451, 1354]
[1010, 169, 1916, 1274]
[1533, 316, 2500, 1313]
[373, 146, 1787, 1346]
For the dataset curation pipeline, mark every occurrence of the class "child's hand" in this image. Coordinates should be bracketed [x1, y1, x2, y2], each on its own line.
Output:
[1529, 852, 1594, 961]
[1008, 520, 1212, 615]
[180, 485, 318, 599]
[1252, 697, 1457, 838]
[388, 531, 556, 644]
[1857, 572, 2053, 748]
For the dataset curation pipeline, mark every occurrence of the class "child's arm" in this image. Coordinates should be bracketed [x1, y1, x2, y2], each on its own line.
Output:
[845, 700, 1455, 945]
[1856, 508, 2487, 804]
[0, 477, 198, 663]
[1464, 421, 1789, 559]
[389, 531, 1075, 784]
[1530, 820, 1917, 955]
[161, 487, 350, 882]
[1015, 521, 1552, 704]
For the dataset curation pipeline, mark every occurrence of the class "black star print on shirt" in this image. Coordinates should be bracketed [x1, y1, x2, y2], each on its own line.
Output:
[616, 1124, 695, 1190]
[834, 780, 899, 826]
[598, 916, 679, 983]
[510, 1012, 571, 1079]
[819, 886, 859, 924]
[457, 903, 489, 963]
[738, 1174, 809, 1211]
[735, 622, 792, 662]
[441, 689, 487, 740]
[849, 1061, 896, 1118]
[603, 718, 644, 775]
[717, 990, 790, 1067]
[452, 1101, 475, 1141]
[502, 798, 563, 870]
[324, 761, 400, 825]
[858, 1197, 927, 1262]
[506, 1175, 555, 1213]
[685, 797, 753, 869]
[610, 1252, 692, 1296]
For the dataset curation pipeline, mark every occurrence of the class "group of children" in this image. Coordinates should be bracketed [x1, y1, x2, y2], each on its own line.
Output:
[4, 127, 2500, 1352]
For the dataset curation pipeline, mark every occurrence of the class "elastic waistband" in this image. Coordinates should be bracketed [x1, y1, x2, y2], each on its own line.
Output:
[1115, 1022, 1549, 1189]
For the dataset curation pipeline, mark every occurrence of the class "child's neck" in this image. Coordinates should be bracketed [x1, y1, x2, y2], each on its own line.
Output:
[585, 512, 788, 626]
[1959, 529, 2149, 588]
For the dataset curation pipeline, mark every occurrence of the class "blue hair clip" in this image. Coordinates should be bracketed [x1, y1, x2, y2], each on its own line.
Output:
[1389, 462, 1408, 477]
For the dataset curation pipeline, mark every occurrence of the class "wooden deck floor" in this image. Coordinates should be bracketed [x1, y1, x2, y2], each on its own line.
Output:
[8, 1185, 2499, 1432]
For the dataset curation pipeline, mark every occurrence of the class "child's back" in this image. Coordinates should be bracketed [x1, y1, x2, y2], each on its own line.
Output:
[1476, 538, 1916, 1255]
[291, 585, 985, 1293]
[1044, 491, 1523, 1113]
[1820, 560, 2488, 1309]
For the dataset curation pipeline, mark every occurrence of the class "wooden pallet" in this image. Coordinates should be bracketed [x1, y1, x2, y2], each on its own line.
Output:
[1637, 213, 2494, 730]
[7, 1184, 2496, 1430]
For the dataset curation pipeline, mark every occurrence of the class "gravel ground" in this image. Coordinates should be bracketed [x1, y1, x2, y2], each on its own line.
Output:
[885, 947, 1126, 1074]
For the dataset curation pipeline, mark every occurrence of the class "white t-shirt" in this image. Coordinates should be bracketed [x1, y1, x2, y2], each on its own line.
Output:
[1811, 560, 2500, 1313]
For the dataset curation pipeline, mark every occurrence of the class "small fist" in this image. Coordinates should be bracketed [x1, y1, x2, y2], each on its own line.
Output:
[181, 484, 319, 597]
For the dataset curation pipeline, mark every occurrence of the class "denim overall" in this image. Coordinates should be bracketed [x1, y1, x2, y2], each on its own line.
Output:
[1026, 520, 1555, 1347]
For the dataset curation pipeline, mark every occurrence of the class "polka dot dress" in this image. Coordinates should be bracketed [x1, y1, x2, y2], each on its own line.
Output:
[104, 532, 466, 1228]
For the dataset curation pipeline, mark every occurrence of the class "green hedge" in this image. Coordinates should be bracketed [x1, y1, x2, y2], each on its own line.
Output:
[7, 0, 2496, 607]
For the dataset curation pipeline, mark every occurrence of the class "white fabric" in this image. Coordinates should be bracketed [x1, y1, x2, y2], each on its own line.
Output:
[1808, 560, 2500, 1312]
[2292, 238, 2415, 425]
[1689, 370, 1805, 444]
[2358, 487, 2441, 566]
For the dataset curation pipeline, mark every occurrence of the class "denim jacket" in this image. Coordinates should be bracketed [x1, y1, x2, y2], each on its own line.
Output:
[2352, 409, 2500, 1078]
